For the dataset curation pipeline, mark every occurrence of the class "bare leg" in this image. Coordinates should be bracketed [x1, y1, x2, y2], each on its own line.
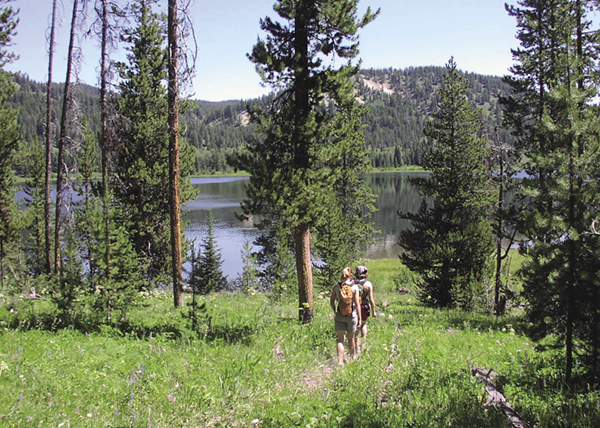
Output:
[336, 330, 345, 366]
[346, 331, 355, 359]
[359, 323, 368, 352]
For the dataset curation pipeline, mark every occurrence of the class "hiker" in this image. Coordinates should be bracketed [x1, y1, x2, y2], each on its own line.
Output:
[354, 265, 376, 353]
[330, 266, 361, 366]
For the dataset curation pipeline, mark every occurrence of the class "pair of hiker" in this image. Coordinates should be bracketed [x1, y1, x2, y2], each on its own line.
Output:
[329, 265, 376, 366]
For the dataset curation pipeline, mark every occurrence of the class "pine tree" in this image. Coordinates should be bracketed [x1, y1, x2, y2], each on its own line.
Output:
[237, 0, 378, 323]
[197, 209, 227, 294]
[237, 240, 260, 293]
[114, 0, 195, 285]
[399, 58, 494, 310]
[0, 2, 20, 292]
[22, 137, 47, 276]
[504, 0, 600, 384]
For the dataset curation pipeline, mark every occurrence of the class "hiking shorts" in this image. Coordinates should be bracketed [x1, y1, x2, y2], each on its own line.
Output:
[334, 312, 358, 333]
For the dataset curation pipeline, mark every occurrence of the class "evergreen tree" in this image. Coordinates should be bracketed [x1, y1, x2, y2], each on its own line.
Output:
[0, 2, 20, 291]
[504, 0, 600, 384]
[73, 117, 99, 288]
[22, 137, 46, 276]
[114, 0, 195, 285]
[236, 240, 260, 293]
[197, 209, 227, 294]
[253, 221, 297, 297]
[399, 58, 494, 310]
[236, 0, 378, 323]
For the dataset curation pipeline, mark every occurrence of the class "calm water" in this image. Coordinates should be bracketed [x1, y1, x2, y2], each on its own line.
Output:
[184, 172, 426, 279]
[15, 173, 425, 280]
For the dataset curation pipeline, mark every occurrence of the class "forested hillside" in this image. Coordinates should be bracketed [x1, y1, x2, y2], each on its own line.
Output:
[9, 67, 511, 174]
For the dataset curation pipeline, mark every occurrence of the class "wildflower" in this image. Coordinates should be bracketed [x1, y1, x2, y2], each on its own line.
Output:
[87, 413, 92, 418]
[167, 394, 176, 402]
[250, 419, 262, 425]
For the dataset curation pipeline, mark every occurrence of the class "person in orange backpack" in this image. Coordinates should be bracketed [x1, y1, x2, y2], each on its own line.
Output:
[354, 265, 377, 354]
[330, 266, 361, 366]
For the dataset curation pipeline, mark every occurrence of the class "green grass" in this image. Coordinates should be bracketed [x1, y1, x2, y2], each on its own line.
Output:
[1, 271, 598, 427]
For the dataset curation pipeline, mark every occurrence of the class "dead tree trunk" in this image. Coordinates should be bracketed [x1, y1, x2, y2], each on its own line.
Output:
[53, 0, 79, 275]
[99, 0, 111, 283]
[44, 0, 58, 274]
[168, 0, 183, 308]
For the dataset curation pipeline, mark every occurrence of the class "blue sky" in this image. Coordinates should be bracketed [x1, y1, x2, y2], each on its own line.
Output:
[7, 0, 518, 101]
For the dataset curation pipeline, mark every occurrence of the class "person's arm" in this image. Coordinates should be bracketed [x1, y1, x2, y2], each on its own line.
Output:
[330, 285, 338, 313]
[354, 287, 362, 326]
[368, 282, 377, 317]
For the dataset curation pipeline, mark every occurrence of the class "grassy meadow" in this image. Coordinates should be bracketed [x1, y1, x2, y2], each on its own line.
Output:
[1, 259, 599, 427]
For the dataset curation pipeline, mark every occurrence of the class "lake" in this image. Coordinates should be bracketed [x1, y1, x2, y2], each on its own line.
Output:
[184, 172, 426, 279]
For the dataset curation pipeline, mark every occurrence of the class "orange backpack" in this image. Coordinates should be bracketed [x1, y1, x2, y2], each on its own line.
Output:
[338, 282, 354, 316]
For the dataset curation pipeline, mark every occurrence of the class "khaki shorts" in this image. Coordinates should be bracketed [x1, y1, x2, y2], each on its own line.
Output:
[334, 312, 358, 333]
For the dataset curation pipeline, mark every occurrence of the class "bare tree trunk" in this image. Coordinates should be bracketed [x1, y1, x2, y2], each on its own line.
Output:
[0, 239, 4, 292]
[295, 224, 313, 324]
[293, 4, 313, 324]
[54, 0, 79, 275]
[44, 0, 58, 274]
[99, 0, 111, 282]
[168, 0, 183, 308]
[494, 149, 504, 316]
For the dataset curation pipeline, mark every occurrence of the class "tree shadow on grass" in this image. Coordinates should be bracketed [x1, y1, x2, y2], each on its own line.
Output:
[203, 324, 255, 345]
[443, 312, 529, 336]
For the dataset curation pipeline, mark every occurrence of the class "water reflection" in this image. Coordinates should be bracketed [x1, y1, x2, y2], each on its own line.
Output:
[184, 173, 425, 278]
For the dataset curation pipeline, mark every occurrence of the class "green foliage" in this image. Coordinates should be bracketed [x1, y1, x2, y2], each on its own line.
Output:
[194, 209, 227, 294]
[399, 59, 495, 310]
[237, 0, 378, 322]
[1, 283, 598, 427]
[504, 0, 600, 383]
[21, 137, 48, 275]
[0, 2, 20, 291]
[8, 68, 511, 175]
[50, 230, 85, 324]
[360, 66, 512, 167]
[236, 240, 261, 293]
[113, 0, 196, 284]
[253, 220, 297, 298]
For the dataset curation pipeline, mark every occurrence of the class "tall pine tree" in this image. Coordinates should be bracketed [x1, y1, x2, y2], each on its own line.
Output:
[196, 209, 227, 294]
[0, 1, 20, 292]
[114, 0, 195, 285]
[399, 58, 494, 310]
[236, 0, 378, 323]
[504, 0, 600, 384]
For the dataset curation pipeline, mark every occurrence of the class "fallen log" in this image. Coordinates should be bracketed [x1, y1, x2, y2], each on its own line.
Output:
[472, 367, 529, 428]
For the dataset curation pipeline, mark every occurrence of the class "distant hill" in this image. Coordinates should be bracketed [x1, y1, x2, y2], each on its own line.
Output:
[9, 67, 511, 174]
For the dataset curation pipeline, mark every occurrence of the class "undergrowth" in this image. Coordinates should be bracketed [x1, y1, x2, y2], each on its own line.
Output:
[0, 261, 598, 427]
